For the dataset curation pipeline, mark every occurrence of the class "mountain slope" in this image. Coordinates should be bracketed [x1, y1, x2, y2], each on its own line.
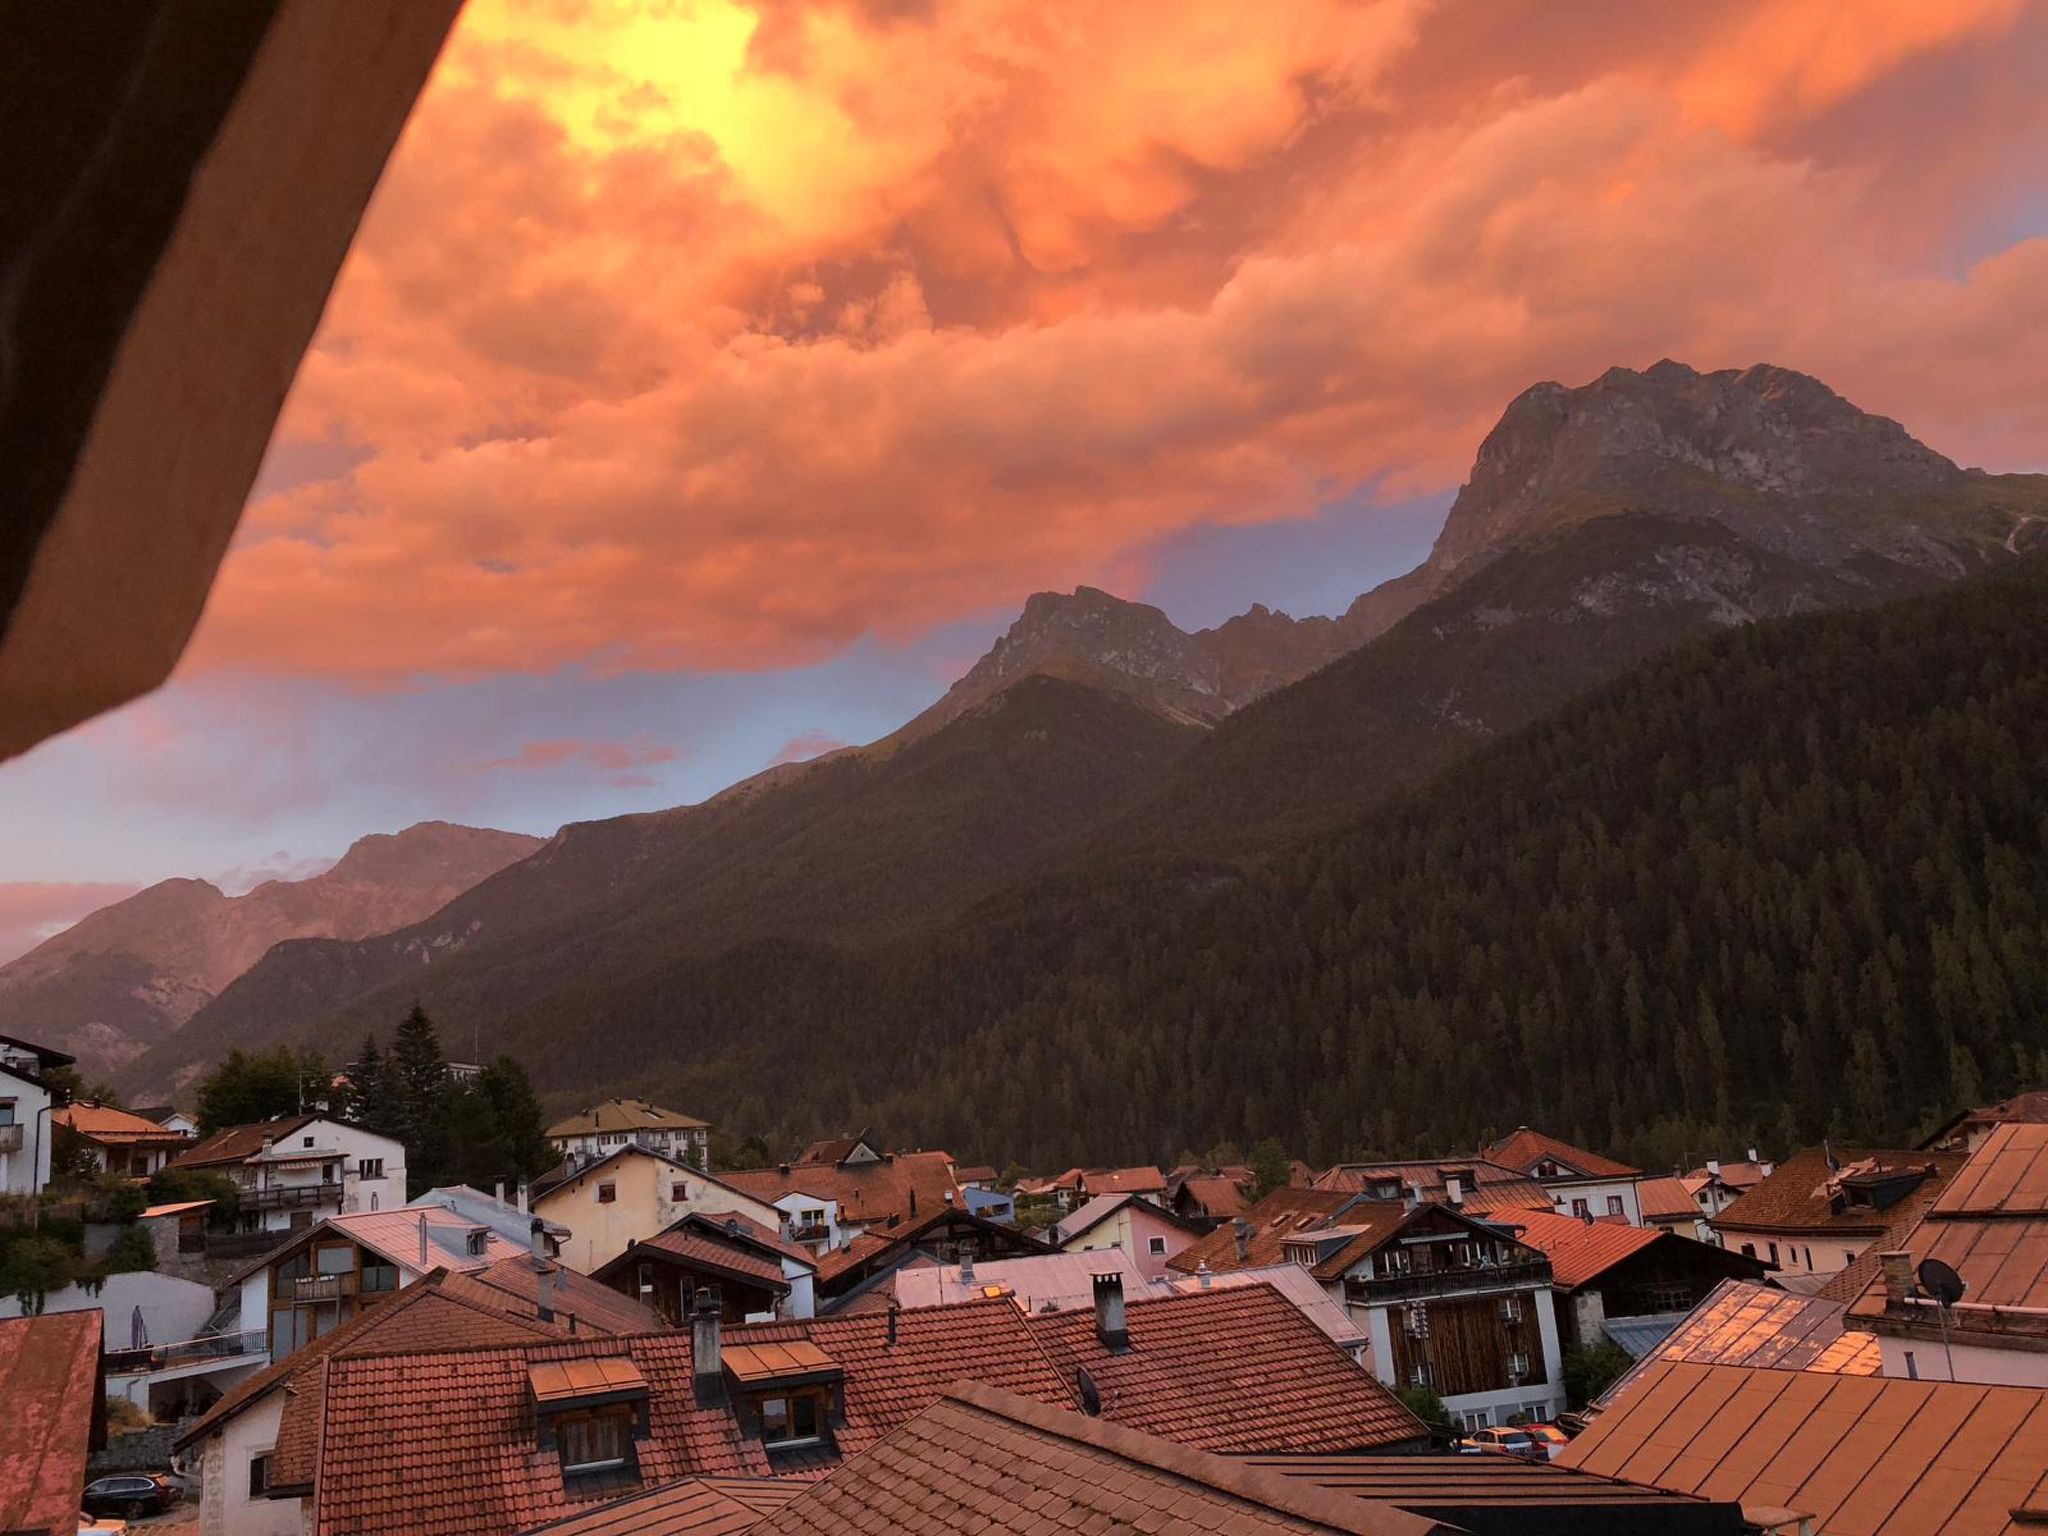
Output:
[0, 822, 541, 1076]
[127, 675, 1202, 1094]
[479, 554, 2048, 1164]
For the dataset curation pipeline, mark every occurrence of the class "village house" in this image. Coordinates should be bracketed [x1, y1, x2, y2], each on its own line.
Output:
[1310, 1159, 1553, 1216]
[1635, 1174, 1713, 1241]
[592, 1208, 821, 1322]
[165, 1113, 406, 1232]
[1483, 1127, 1645, 1225]
[1919, 1086, 2048, 1153]
[0, 1312, 106, 1536]
[0, 1031, 71, 1196]
[51, 1098, 194, 1178]
[546, 1096, 710, 1168]
[812, 1205, 1054, 1309]
[1167, 1164, 1255, 1221]
[530, 1143, 784, 1274]
[1709, 1144, 1968, 1281]
[1017, 1164, 1168, 1210]
[131, 1104, 202, 1138]
[1502, 1208, 1767, 1360]
[1845, 1120, 2048, 1385]
[175, 1263, 663, 1536]
[1170, 1187, 1567, 1429]
[1051, 1191, 1208, 1278]
[719, 1131, 962, 1251]
[1679, 1151, 1775, 1224]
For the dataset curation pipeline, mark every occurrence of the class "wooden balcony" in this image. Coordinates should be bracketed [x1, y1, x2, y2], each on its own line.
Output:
[1344, 1258, 1551, 1306]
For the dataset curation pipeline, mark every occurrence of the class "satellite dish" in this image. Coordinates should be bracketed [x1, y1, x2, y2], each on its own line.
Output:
[1917, 1258, 1966, 1307]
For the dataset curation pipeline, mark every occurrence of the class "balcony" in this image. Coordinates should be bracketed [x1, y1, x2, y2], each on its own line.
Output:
[104, 1328, 266, 1377]
[242, 1184, 340, 1213]
[1344, 1259, 1552, 1306]
[0, 1124, 22, 1153]
[786, 1223, 830, 1244]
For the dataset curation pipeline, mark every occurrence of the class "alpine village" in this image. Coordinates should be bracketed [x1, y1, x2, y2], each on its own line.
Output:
[8, 7, 2048, 1536]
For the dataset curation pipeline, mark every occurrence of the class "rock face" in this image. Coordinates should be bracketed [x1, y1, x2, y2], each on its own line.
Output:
[0, 821, 541, 1077]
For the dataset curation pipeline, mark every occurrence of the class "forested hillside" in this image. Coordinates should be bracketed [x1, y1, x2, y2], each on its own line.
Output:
[529, 557, 2048, 1167]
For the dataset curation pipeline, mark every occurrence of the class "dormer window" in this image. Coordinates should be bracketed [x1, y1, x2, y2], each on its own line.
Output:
[759, 1392, 826, 1448]
[559, 1410, 631, 1473]
[529, 1358, 649, 1482]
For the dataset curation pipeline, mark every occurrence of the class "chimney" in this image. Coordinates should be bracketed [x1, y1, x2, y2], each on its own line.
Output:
[959, 1251, 975, 1287]
[515, 1178, 529, 1213]
[1879, 1251, 1914, 1305]
[909, 1189, 918, 1218]
[495, 1180, 506, 1206]
[692, 1292, 722, 1402]
[1092, 1273, 1129, 1352]
[1196, 1260, 1212, 1290]
[261, 1135, 275, 1155]
[417, 1211, 429, 1268]
[528, 1217, 548, 1268]
[886, 1301, 900, 1347]
[1706, 1158, 1721, 1179]
[1404, 1182, 1422, 1212]
[1747, 1148, 1759, 1163]
[1232, 1218, 1252, 1263]
[1445, 1174, 1464, 1208]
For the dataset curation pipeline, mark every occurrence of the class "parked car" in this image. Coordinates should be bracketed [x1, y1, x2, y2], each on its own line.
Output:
[1456, 1427, 1544, 1460]
[1520, 1423, 1571, 1460]
[82, 1475, 180, 1519]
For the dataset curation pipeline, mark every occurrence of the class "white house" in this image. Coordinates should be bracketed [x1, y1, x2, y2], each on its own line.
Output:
[0, 1032, 71, 1196]
[545, 1097, 710, 1168]
[165, 1114, 405, 1231]
[1483, 1127, 1644, 1227]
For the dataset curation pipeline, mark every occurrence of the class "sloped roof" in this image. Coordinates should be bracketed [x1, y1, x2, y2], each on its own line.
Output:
[228, 1205, 528, 1285]
[1711, 1145, 1968, 1236]
[1561, 1360, 2048, 1534]
[463, 1256, 669, 1336]
[1024, 1285, 1425, 1455]
[52, 1099, 191, 1145]
[545, 1098, 708, 1138]
[745, 1384, 1446, 1536]
[1504, 1208, 1666, 1289]
[1080, 1166, 1167, 1196]
[1596, 1278, 1880, 1411]
[1921, 1089, 2048, 1149]
[1165, 1187, 1356, 1273]
[631, 1227, 790, 1291]
[891, 1250, 1152, 1314]
[681, 1210, 817, 1269]
[167, 1113, 318, 1169]
[1636, 1174, 1700, 1220]
[1152, 1265, 1370, 1354]
[515, 1476, 801, 1536]
[530, 1140, 702, 1200]
[0, 1311, 101, 1536]
[721, 1149, 959, 1231]
[1176, 1172, 1250, 1217]
[1485, 1127, 1641, 1180]
[1310, 1159, 1552, 1213]
[1052, 1191, 1203, 1245]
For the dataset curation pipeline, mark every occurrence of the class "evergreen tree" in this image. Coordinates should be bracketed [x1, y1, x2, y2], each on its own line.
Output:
[195, 1047, 328, 1132]
[346, 1034, 401, 1138]
[389, 1005, 452, 1194]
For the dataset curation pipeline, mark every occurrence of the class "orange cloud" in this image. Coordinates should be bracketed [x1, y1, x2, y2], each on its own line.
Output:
[0, 883, 144, 967]
[470, 735, 682, 774]
[770, 731, 851, 766]
[183, 0, 2047, 684]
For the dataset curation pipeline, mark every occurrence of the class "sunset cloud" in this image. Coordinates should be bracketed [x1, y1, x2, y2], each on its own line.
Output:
[0, 883, 144, 967]
[770, 731, 851, 766]
[470, 735, 683, 775]
[180, 0, 2046, 685]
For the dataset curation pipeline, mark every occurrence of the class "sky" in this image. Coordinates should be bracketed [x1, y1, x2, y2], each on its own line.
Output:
[3, 0, 2047, 961]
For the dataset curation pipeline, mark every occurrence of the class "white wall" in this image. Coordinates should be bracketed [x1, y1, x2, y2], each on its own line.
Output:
[0, 1269, 217, 1341]
[0, 1069, 55, 1196]
[1718, 1227, 1863, 1279]
[196, 1394, 302, 1536]
[240, 1119, 406, 1230]
[1548, 1177, 1642, 1226]
[1880, 1333, 2048, 1386]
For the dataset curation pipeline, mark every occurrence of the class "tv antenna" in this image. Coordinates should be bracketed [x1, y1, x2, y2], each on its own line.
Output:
[1917, 1257, 1965, 1381]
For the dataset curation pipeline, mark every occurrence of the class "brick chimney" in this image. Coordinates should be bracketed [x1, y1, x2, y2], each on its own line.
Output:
[1232, 1218, 1252, 1263]
[1092, 1272, 1129, 1352]
[692, 1290, 723, 1403]
[1879, 1251, 1914, 1305]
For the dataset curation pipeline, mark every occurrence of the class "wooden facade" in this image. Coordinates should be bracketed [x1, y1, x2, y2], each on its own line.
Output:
[1386, 1290, 1548, 1400]
[602, 1249, 783, 1326]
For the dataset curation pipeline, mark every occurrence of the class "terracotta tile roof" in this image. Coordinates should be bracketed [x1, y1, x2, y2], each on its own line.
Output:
[721, 1149, 959, 1232]
[1712, 1145, 1969, 1236]
[633, 1228, 790, 1291]
[52, 1099, 191, 1145]
[1596, 1279, 1880, 1410]
[0, 1311, 101, 1536]
[682, 1210, 817, 1269]
[746, 1383, 1446, 1536]
[1636, 1174, 1701, 1221]
[1484, 1126, 1642, 1179]
[545, 1098, 708, 1138]
[1245, 1452, 1740, 1524]
[227, 1206, 529, 1286]
[1166, 1187, 1357, 1272]
[1052, 1191, 1204, 1245]
[1080, 1166, 1167, 1196]
[1683, 1158, 1773, 1191]
[1560, 1359, 2048, 1534]
[1310, 1159, 1552, 1213]
[1176, 1172, 1250, 1218]
[1504, 1208, 1666, 1289]
[950, 1164, 999, 1184]
[812, 1230, 893, 1284]
[1152, 1265, 1371, 1354]
[1922, 1089, 2048, 1149]
[1025, 1285, 1425, 1455]
[167, 1112, 318, 1168]
[463, 1257, 671, 1336]
[515, 1476, 801, 1536]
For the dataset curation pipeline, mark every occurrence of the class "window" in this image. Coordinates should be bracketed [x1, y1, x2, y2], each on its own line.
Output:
[559, 1411, 630, 1472]
[1805, 1248, 1815, 1270]
[672, 1182, 689, 1202]
[1570, 1198, 1590, 1219]
[0, 1100, 16, 1126]
[315, 1245, 355, 1276]
[1606, 1195, 1624, 1217]
[1768, 1242, 1780, 1266]
[1844, 1250, 1857, 1267]
[597, 1182, 617, 1204]
[760, 1392, 825, 1447]
[248, 1452, 273, 1498]
[303, 1136, 315, 1148]
[361, 1260, 398, 1293]
[1147, 1236, 1168, 1256]
[358, 1158, 383, 1180]
[322, 1162, 336, 1183]
[1741, 1243, 1756, 1258]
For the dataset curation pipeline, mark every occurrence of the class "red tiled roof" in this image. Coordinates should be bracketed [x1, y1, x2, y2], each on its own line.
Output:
[634, 1229, 790, 1291]
[1080, 1166, 1166, 1196]
[683, 1211, 817, 1269]
[1310, 1159, 1552, 1213]
[1166, 1188, 1356, 1273]
[516, 1476, 801, 1536]
[813, 1231, 894, 1284]
[1484, 1127, 1641, 1180]
[167, 1113, 318, 1168]
[52, 1099, 191, 1146]
[1560, 1360, 2048, 1534]
[1712, 1145, 1969, 1236]
[1504, 1208, 1665, 1289]
[1177, 1173, 1249, 1218]
[721, 1150, 959, 1232]
[463, 1257, 670, 1336]
[1025, 1285, 1424, 1455]
[746, 1384, 1444, 1536]
[1635, 1175, 1699, 1221]
[0, 1311, 101, 1536]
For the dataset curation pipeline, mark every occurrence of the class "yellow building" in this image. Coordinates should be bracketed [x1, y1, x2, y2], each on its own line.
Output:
[532, 1145, 782, 1275]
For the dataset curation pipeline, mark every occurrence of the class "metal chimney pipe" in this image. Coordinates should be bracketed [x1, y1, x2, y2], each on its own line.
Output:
[417, 1211, 428, 1268]
[1092, 1272, 1129, 1352]
[529, 1217, 547, 1267]
[692, 1291, 722, 1391]
[1197, 1260, 1212, 1290]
